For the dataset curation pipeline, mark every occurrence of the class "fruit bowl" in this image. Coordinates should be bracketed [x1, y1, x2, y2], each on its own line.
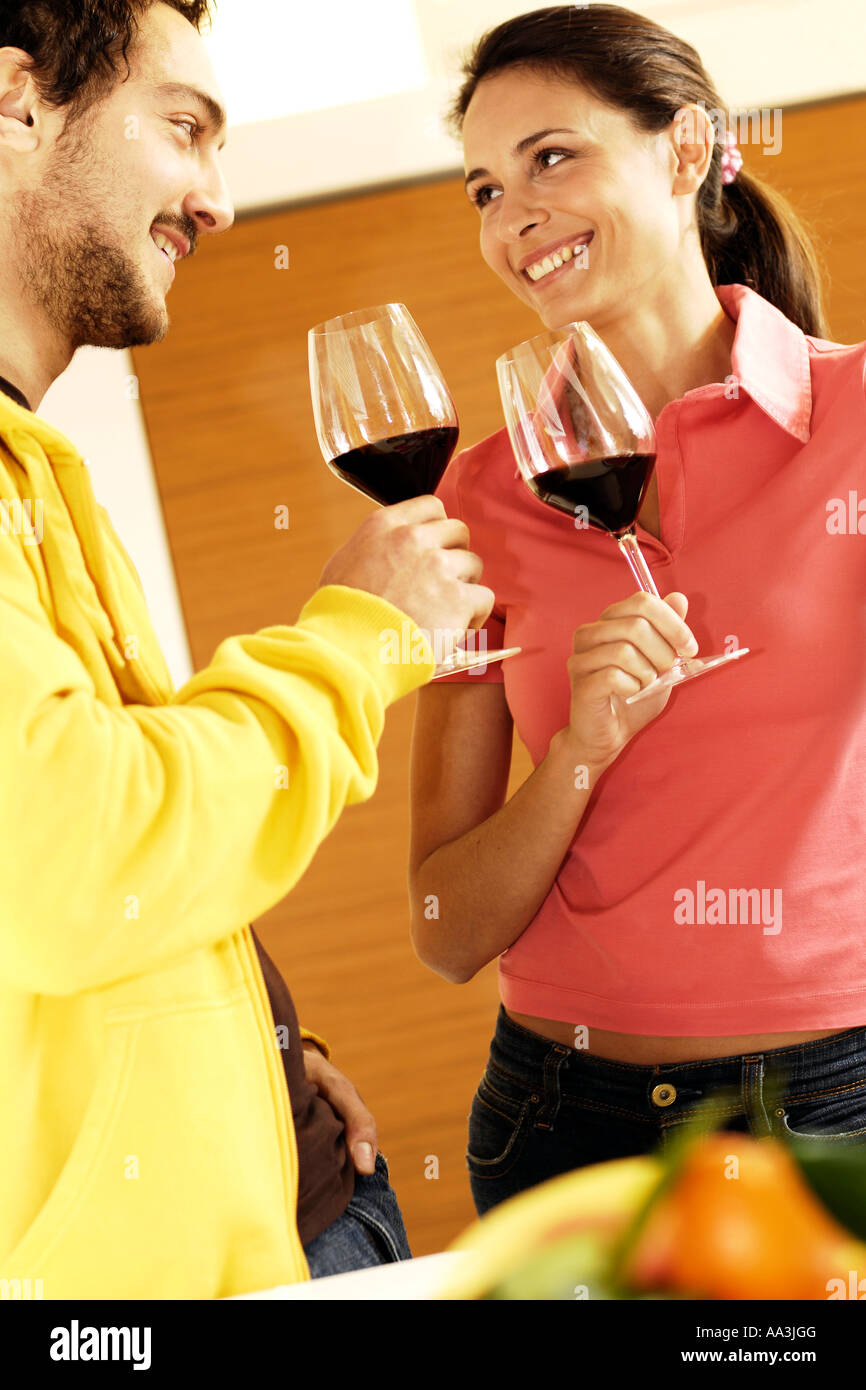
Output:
[438, 1128, 866, 1301]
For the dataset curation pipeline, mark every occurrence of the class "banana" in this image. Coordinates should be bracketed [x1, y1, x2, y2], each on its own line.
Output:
[437, 1155, 665, 1300]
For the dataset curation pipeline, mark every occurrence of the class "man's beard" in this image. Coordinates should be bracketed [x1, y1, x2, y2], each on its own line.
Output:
[16, 156, 169, 351]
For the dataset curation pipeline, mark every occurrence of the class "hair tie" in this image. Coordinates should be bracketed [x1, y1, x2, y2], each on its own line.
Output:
[720, 128, 742, 185]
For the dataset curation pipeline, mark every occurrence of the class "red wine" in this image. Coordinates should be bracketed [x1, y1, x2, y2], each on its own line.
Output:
[329, 426, 458, 505]
[527, 453, 655, 535]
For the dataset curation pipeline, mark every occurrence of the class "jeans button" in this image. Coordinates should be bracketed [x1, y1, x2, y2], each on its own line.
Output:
[651, 1083, 677, 1108]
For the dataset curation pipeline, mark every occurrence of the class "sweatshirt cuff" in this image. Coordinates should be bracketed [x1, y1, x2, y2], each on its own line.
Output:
[293, 585, 435, 705]
[299, 1027, 331, 1060]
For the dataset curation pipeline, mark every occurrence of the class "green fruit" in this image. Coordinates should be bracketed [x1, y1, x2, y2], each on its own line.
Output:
[439, 1155, 664, 1300]
[483, 1232, 615, 1300]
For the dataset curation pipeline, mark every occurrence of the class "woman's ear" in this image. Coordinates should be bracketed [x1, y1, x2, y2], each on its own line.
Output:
[670, 102, 714, 195]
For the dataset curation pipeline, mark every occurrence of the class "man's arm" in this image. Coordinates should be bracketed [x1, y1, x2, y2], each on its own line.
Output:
[0, 522, 433, 994]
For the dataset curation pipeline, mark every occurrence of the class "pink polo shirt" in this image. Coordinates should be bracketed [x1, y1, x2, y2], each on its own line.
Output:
[435, 283, 866, 1034]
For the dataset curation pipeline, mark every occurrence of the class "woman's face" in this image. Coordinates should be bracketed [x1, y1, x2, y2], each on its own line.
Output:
[462, 68, 698, 330]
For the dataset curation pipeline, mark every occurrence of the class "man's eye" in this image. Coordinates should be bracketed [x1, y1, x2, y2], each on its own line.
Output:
[173, 119, 199, 141]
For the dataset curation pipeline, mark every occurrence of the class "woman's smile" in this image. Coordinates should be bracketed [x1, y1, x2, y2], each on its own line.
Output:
[518, 230, 594, 287]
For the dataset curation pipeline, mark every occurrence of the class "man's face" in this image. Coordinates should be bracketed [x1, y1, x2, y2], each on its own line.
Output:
[12, 1, 233, 351]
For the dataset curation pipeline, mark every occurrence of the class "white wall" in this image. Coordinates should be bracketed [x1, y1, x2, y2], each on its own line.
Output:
[37, 0, 866, 684]
[216, 0, 866, 211]
[40, 350, 194, 687]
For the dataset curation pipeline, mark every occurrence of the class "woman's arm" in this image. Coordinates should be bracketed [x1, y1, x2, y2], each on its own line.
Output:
[409, 590, 698, 983]
[409, 682, 602, 982]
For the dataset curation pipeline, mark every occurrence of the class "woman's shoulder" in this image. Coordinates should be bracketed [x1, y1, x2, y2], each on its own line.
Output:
[804, 329, 866, 411]
[806, 332, 866, 359]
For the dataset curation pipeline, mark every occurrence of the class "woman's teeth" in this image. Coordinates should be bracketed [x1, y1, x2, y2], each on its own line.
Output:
[525, 237, 591, 282]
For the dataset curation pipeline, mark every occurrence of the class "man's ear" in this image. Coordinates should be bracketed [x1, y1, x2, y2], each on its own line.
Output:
[0, 48, 41, 152]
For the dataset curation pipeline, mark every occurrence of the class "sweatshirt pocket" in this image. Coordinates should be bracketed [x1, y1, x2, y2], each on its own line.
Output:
[1, 1018, 138, 1283]
[3, 989, 303, 1299]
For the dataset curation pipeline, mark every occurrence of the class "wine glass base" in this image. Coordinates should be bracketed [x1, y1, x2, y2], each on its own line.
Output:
[431, 646, 522, 679]
[623, 647, 751, 705]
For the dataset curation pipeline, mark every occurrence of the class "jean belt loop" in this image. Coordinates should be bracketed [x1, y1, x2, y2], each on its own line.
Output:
[535, 1043, 570, 1131]
[744, 1054, 774, 1138]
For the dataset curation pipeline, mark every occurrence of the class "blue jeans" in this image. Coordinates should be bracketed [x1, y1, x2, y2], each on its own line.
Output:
[468, 1006, 866, 1216]
[302, 1152, 412, 1278]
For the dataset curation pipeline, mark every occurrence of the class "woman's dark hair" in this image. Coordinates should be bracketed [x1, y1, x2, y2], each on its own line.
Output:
[0, 0, 215, 129]
[450, 4, 828, 338]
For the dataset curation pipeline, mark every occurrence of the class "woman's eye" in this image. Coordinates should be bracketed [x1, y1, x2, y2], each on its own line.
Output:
[469, 148, 572, 208]
[534, 147, 569, 170]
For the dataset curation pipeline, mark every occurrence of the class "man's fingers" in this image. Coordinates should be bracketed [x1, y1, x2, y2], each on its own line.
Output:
[440, 546, 484, 584]
[350, 1140, 377, 1175]
[324, 1077, 378, 1173]
[462, 581, 496, 629]
[303, 1046, 378, 1174]
[416, 517, 472, 549]
[377, 493, 447, 525]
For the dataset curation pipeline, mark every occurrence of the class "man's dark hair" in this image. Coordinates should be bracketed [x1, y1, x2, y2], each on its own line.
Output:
[0, 0, 215, 124]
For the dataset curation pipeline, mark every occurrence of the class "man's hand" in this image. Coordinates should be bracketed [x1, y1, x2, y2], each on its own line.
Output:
[302, 1040, 378, 1175]
[317, 495, 494, 643]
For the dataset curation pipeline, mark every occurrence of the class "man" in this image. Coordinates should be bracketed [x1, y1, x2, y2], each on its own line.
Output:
[0, 0, 491, 1297]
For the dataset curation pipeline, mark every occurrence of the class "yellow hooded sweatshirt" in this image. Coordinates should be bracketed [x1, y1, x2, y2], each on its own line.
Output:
[0, 391, 434, 1298]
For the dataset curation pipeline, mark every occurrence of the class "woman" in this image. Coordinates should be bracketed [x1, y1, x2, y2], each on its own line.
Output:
[409, 3, 866, 1216]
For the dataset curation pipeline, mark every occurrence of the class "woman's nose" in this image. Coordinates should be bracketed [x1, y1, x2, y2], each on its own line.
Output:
[494, 190, 547, 243]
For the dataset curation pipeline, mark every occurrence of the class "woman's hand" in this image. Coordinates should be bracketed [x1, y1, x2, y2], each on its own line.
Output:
[562, 591, 696, 772]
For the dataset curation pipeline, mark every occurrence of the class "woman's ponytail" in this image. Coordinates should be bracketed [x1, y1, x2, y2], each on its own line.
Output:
[700, 163, 829, 338]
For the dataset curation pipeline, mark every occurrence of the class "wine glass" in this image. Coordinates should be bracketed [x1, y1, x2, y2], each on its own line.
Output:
[496, 322, 749, 705]
[309, 303, 521, 677]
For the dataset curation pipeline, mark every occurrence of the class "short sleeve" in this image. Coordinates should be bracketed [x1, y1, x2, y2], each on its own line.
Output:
[435, 451, 506, 683]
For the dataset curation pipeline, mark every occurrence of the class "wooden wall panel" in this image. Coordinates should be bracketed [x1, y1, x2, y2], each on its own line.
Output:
[131, 93, 866, 1260]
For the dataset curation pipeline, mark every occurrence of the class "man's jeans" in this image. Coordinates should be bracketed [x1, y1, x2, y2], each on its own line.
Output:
[468, 1005, 866, 1217]
[302, 1152, 412, 1278]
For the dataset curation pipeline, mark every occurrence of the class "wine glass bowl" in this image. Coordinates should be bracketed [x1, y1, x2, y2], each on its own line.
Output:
[308, 303, 521, 677]
[309, 303, 458, 505]
[496, 322, 749, 705]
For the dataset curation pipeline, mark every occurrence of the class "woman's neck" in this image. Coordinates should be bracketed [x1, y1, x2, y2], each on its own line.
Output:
[590, 275, 737, 422]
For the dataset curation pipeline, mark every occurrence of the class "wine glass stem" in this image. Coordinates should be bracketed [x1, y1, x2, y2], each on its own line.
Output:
[616, 527, 690, 681]
[616, 527, 661, 599]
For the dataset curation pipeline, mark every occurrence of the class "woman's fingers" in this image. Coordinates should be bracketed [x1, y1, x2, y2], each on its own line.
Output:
[572, 592, 697, 677]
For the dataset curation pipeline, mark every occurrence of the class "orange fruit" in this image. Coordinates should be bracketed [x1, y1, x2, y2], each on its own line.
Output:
[625, 1133, 866, 1300]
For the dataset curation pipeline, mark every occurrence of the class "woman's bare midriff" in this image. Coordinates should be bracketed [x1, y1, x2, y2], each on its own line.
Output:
[504, 1009, 849, 1063]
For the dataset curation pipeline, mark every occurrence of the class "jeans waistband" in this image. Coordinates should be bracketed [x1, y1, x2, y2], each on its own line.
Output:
[490, 1005, 866, 1106]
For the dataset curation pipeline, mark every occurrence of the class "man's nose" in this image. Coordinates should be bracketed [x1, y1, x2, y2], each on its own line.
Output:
[183, 169, 235, 236]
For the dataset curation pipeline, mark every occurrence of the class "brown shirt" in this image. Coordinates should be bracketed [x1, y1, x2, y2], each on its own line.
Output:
[250, 931, 355, 1244]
